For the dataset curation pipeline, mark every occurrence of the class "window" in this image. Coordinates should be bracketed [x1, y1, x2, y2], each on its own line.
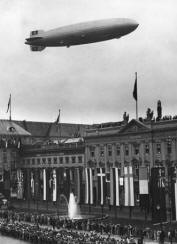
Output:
[156, 143, 161, 154]
[32, 158, 35, 165]
[37, 158, 40, 165]
[108, 145, 112, 157]
[78, 156, 82, 164]
[116, 145, 120, 156]
[125, 145, 129, 156]
[65, 157, 69, 164]
[100, 146, 104, 157]
[48, 158, 52, 165]
[53, 157, 58, 164]
[134, 165, 139, 177]
[72, 157, 76, 164]
[134, 145, 139, 155]
[145, 144, 149, 154]
[90, 146, 95, 158]
[42, 158, 46, 165]
[59, 157, 63, 164]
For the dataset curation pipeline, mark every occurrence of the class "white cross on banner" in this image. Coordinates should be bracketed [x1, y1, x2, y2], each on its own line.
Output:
[97, 168, 106, 205]
[124, 166, 134, 206]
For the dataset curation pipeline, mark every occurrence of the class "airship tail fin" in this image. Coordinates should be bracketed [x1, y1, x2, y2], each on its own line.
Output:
[30, 45, 46, 51]
[30, 29, 44, 37]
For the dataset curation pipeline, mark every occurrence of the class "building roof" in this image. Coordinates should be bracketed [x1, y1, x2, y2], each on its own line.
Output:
[14, 120, 90, 138]
[0, 120, 31, 136]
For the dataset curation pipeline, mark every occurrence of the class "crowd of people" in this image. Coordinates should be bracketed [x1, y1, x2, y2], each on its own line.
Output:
[0, 210, 175, 244]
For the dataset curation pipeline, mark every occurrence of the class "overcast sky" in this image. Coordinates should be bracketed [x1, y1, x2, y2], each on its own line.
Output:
[0, 0, 177, 124]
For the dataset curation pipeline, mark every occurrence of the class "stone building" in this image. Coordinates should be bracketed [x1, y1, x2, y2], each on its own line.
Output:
[84, 118, 177, 220]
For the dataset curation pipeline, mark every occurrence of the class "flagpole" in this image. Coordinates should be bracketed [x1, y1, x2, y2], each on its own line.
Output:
[135, 72, 138, 120]
[10, 94, 12, 121]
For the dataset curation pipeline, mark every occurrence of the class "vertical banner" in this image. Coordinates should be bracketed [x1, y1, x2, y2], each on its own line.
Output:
[85, 168, 94, 204]
[97, 168, 106, 205]
[75, 167, 83, 204]
[110, 168, 119, 206]
[43, 168, 46, 200]
[124, 166, 134, 206]
[22, 169, 28, 200]
[151, 167, 166, 223]
[31, 171, 35, 198]
[139, 166, 149, 210]
[169, 167, 177, 220]
[53, 169, 57, 202]
[17, 169, 23, 199]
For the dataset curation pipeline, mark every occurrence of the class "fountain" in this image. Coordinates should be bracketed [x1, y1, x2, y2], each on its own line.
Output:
[68, 192, 81, 219]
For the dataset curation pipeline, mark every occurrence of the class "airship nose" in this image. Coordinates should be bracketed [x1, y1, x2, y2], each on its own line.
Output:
[119, 19, 139, 36]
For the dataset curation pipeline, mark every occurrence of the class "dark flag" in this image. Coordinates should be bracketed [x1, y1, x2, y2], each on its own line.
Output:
[169, 167, 177, 220]
[6, 94, 11, 113]
[75, 168, 83, 204]
[151, 167, 167, 223]
[133, 72, 137, 101]
[55, 109, 60, 124]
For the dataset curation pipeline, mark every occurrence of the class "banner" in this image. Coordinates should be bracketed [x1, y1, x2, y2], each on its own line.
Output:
[124, 166, 134, 206]
[110, 168, 119, 206]
[151, 167, 166, 223]
[52, 169, 57, 201]
[97, 168, 106, 205]
[17, 169, 23, 199]
[85, 168, 94, 204]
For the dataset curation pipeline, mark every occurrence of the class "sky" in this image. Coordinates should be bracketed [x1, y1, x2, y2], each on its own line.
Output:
[0, 0, 177, 124]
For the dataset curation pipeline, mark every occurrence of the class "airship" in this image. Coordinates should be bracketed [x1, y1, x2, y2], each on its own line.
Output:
[25, 18, 138, 51]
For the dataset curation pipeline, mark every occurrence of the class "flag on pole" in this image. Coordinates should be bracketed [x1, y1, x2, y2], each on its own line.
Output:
[55, 109, 60, 124]
[124, 166, 134, 206]
[133, 72, 137, 101]
[97, 168, 106, 205]
[110, 168, 119, 206]
[6, 94, 11, 113]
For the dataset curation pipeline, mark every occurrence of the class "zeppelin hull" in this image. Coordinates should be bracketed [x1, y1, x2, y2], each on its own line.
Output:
[25, 18, 139, 51]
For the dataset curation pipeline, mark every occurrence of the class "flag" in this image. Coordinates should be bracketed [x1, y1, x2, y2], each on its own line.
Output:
[139, 166, 149, 210]
[85, 168, 94, 204]
[111, 168, 119, 206]
[124, 166, 134, 206]
[31, 171, 35, 198]
[75, 168, 83, 204]
[110, 168, 119, 206]
[43, 169, 47, 200]
[169, 167, 177, 220]
[133, 72, 137, 101]
[151, 167, 166, 223]
[52, 169, 57, 201]
[97, 168, 106, 205]
[17, 169, 23, 199]
[55, 109, 60, 124]
[139, 166, 148, 194]
[6, 94, 11, 113]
